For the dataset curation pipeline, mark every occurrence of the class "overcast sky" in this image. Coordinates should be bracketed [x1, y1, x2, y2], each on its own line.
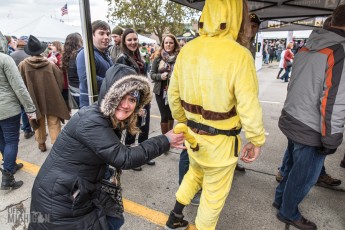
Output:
[0, 0, 109, 26]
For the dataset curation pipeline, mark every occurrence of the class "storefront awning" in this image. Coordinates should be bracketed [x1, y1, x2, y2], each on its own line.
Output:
[170, 0, 344, 31]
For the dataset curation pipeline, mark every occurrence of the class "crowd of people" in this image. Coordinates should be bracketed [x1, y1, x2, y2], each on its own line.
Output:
[0, 0, 344, 230]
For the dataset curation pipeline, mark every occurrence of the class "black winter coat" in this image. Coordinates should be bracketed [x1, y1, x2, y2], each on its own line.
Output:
[29, 64, 169, 229]
[116, 53, 145, 75]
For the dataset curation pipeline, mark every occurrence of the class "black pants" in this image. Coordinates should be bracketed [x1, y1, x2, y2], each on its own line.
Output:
[269, 54, 274, 63]
[277, 68, 284, 78]
[62, 89, 69, 107]
[155, 94, 173, 123]
[125, 104, 151, 145]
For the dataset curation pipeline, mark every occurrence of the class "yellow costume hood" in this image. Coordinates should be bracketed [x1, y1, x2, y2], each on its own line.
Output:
[199, 0, 242, 40]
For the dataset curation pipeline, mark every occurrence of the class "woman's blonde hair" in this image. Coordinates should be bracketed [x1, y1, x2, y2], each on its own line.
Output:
[286, 42, 293, 49]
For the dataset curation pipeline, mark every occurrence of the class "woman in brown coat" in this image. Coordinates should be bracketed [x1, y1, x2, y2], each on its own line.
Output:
[19, 35, 70, 152]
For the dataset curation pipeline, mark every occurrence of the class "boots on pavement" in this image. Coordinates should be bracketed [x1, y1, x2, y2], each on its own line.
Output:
[341, 154, 345, 168]
[1, 169, 23, 190]
[235, 163, 246, 172]
[38, 143, 47, 152]
[13, 163, 24, 174]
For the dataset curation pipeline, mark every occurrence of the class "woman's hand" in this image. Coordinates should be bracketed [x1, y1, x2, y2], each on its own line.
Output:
[161, 72, 168, 80]
[165, 130, 186, 149]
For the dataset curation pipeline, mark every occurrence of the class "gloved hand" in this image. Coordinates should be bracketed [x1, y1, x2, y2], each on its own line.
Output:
[316, 147, 337, 155]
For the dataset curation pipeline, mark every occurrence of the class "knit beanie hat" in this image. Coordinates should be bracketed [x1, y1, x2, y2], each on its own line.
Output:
[112, 26, 124, 35]
[249, 13, 261, 25]
[129, 90, 141, 105]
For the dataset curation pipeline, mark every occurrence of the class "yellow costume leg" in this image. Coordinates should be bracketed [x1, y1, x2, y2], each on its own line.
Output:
[176, 155, 203, 206]
[196, 161, 236, 230]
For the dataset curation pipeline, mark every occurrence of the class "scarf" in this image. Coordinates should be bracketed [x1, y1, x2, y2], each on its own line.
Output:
[158, 50, 177, 74]
[123, 52, 144, 74]
[133, 54, 144, 73]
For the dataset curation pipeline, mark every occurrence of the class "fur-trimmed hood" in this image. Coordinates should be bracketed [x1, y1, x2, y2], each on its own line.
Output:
[99, 64, 152, 117]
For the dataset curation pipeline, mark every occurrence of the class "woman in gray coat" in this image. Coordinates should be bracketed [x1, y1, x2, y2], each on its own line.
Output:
[0, 52, 36, 190]
[150, 34, 180, 134]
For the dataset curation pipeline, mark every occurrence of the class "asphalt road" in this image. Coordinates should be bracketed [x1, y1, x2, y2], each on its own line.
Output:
[0, 63, 344, 230]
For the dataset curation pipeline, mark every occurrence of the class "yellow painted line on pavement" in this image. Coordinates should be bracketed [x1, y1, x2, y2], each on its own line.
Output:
[1, 155, 40, 175]
[16, 158, 40, 176]
[123, 199, 197, 229]
[1, 156, 196, 229]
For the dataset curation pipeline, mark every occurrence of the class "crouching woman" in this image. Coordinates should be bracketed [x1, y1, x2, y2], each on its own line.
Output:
[28, 64, 184, 230]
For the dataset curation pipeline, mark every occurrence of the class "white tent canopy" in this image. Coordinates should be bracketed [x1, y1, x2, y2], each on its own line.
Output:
[0, 16, 156, 44]
[262, 30, 312, 39]
[138, 34, 157, 44]
[0, 15, 82, 42]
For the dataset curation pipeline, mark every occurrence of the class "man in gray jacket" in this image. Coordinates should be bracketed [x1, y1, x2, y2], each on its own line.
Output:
[0, 52, 36, 190]
[273, 4, 345, 230]
[109, 26, 123, 64]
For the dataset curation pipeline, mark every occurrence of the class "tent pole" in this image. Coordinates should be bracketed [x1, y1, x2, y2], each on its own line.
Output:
[78, 0, 98, 105]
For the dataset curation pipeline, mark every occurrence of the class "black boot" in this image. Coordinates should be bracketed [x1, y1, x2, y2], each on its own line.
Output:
[1, 169, 23, 190]
[235, 163, 246, 172]
[165, 211, 189, 229]
[13, 163, 24, 174]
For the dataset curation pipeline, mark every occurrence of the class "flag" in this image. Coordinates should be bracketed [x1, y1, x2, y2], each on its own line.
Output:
[61, 3, 68, 16]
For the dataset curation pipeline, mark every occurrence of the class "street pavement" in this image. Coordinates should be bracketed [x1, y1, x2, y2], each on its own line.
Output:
[0, 63, 344, 230]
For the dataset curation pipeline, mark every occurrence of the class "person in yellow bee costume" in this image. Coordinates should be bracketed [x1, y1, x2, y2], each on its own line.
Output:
[165, 0, 266, 230]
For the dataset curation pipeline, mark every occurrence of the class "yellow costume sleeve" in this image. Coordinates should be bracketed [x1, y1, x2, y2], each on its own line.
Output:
[234, 51, 265, 146]
[168, 56, 187, 123]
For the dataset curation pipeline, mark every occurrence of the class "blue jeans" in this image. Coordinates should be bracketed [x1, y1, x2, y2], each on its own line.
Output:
[276, 52, 281, 62]
[279, 140, 326, 177]
[0, 114, 21, 173]
[274, 140, 326, 221]
[106, 215, 124, 230]
[265, 54, 269, 64]
[179, 149, 189, 185]
[20, 106, 32, 133]
[281, 66, 291, 82]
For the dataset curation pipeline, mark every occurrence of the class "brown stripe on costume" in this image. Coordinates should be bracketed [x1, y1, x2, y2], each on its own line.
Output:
[181, 100, 236, 121]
